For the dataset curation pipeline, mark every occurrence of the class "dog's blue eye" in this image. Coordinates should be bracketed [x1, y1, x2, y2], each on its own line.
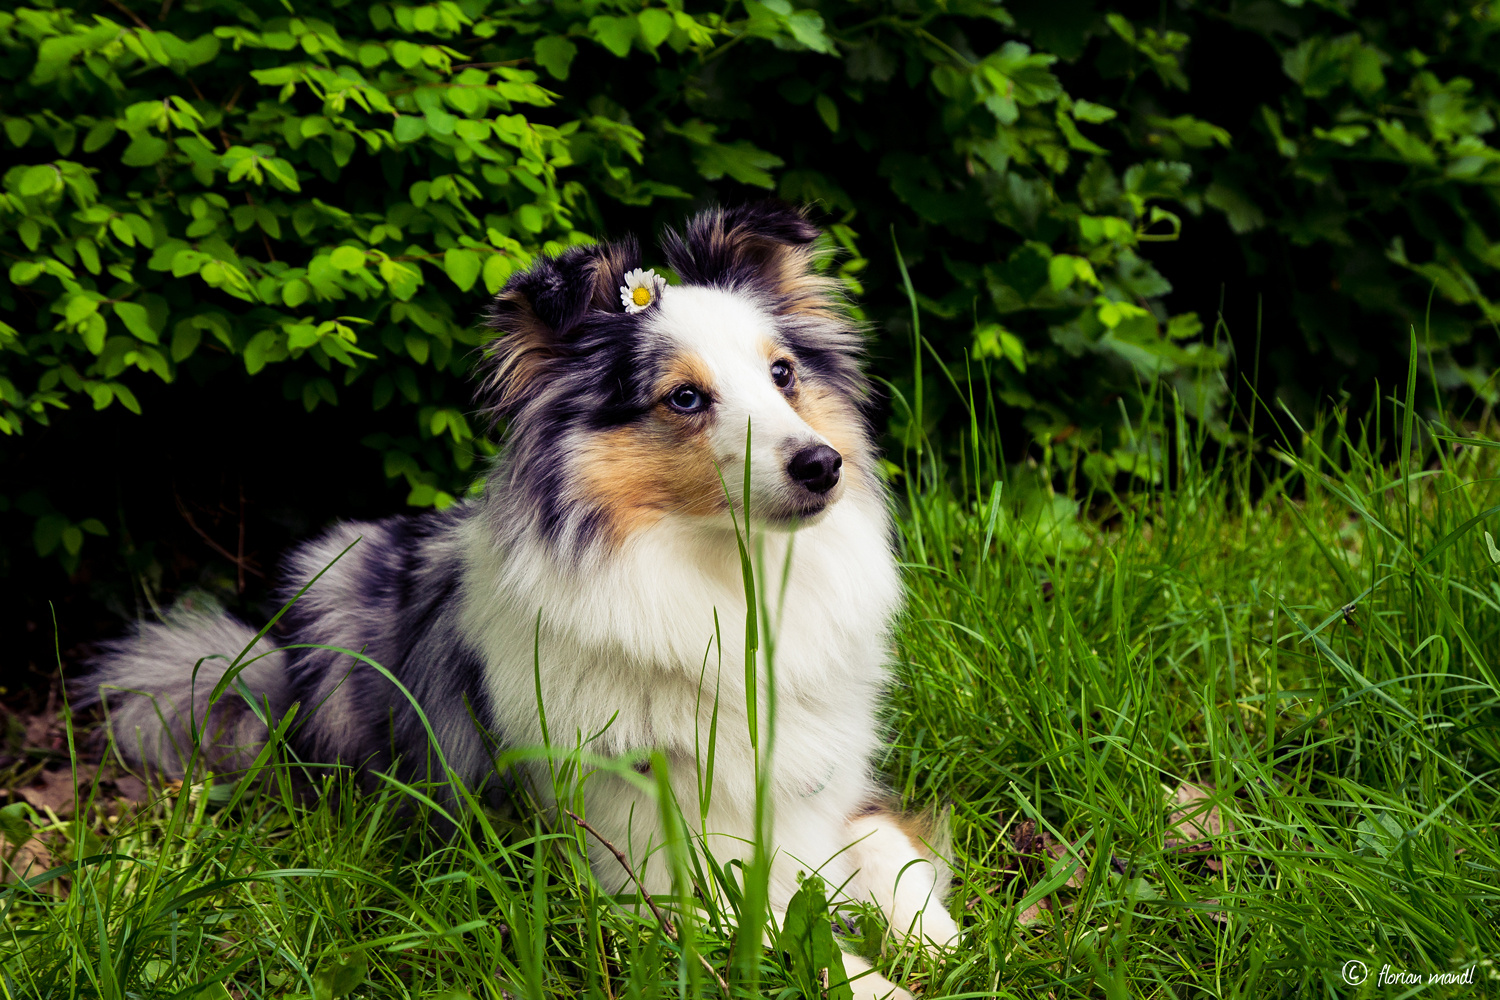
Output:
[666, 385, 707, 413]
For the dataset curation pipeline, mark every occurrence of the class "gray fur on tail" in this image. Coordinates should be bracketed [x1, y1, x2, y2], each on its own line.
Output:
[75, 608, 289, 778]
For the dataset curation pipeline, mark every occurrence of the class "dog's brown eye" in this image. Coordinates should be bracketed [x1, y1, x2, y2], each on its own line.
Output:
[666, 385, 708, 413]
[770, 359, 794, 389]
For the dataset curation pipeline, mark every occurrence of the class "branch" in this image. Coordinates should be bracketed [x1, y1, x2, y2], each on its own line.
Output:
[104, 0, 150, 30]
[174, 490, 266, 581]
[565, 808, 730, 994]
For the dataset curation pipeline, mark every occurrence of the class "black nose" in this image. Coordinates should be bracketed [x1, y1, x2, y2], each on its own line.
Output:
[787, 444, 842, 494]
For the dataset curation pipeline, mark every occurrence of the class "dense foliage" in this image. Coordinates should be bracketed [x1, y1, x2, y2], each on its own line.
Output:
[1017, 0, 1500, 413]
[1, 0, 1497, 654]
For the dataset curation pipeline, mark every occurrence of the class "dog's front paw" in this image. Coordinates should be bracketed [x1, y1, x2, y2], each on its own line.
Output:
[838, 953, 914, 1000]
[895, 906, 961, 957]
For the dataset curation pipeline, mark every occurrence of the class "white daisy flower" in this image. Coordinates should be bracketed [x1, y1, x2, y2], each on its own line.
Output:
[620, 267, 666, 313]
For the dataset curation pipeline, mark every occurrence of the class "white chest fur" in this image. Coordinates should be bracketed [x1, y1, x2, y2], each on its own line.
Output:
[457, 489, 901, 885]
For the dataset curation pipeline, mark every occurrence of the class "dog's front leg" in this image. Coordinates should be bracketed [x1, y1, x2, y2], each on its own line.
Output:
[842, 809, 960, 951]
[835, 951, 914, 1000]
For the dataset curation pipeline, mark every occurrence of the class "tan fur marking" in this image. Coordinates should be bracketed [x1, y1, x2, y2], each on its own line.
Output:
[790, 381, 866, 487]
[483, 243, 634, 415]
[657, 353, 715, 398]
[483, 287, 555, 414]
[701, 208, 842, 318]
[588, 243, 637, 312]
[767, 247, 842, 319]
[576, 421, 726, 544]
[855, 805, 943, 861]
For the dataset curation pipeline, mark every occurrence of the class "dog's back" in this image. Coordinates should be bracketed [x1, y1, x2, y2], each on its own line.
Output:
[76, 505, 500, 792]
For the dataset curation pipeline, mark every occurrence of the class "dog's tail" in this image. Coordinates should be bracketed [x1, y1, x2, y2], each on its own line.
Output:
[73, 605, 291, 779]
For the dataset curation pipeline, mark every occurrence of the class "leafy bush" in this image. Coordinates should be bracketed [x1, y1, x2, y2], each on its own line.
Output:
[0, 0, 1220, 607]
[3, 0, 1497, 633]
[1001, 0, 1500, 412]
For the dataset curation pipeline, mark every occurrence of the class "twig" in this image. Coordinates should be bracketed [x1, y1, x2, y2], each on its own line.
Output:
[243, 191, 277, 261]
[450, 60, 527, 70]
[183, 77, 234, 152]
[104, 0, 150, 30]
[158, 0, 173, 21]
[565, 808, 730, 994]
[236, 481, 248, 596]
[174, 489, 266, 581]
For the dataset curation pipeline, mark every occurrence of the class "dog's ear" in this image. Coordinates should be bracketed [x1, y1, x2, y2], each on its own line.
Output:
[662, 203, 836, 316]
[479, 237, 639, 418]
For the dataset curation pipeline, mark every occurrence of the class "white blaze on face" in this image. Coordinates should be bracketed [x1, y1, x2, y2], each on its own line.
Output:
[646, 285, 837, 520]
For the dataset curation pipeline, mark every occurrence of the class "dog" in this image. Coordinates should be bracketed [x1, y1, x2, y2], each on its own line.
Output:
[77, 204, 959, 999]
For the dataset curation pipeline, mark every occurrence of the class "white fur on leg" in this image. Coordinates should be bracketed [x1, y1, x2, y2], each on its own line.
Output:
[844, 811, 961, 950]
[838, 952, 913, 1000]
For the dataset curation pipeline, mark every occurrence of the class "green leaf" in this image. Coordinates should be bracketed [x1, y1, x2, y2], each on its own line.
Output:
[171, 323, 202, 363]
[83, 120, 117, 153]
[393, 116, 427, 143]
[482, 252, 513, 294]
[1312, 124, 1370, 147]
[264, 157, 301, 191]
[4, 118, 34, 148]
[1204, 182, 1265, 234]
[694, 139, 784, 188]
[815, 93, 839, 132]
[81, 314, 107, 354]
[1376, 119, 1437, 167]
[76, 238, 100, 275]
[405, 333, 429, 364]
[534, 36, 578, 81]
[113, 301, 161, 343]
[516, 204, 545, 233]
[746, 1, 837, 55]
[19, 164, 58, 197]
[589, 15, 636, 58]
[390, 40, 422, 68]
[243, 330, 280, 375]
[312, 953, 368, 1000]
[779, 875, 853, 1000]
[34, 514, 68, 557]
[0, 802, 35, 841]
[329, 246, 366, 272]
[1072, 99, 1117, 124]
[114, 378, 143, 412]
[121, 135, 169, 167]
[638, 9, 674, 50]
[9, 261, 42, 285]
[65, 294, 100, 327]
[443, 248, 482, 291]
[1167, 312, 1203, 340]
[283, 278, 312, 307]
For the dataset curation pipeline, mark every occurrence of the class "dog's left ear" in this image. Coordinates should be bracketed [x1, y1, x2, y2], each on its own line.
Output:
[662, 203, 836, 316]
[478, 237, 639, 419]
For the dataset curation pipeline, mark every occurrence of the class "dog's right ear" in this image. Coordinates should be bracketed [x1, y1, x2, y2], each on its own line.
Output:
[478, 237, 639, 419]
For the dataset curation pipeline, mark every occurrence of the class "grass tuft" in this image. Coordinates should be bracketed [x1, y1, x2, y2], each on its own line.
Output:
[3, 350, 1499, 998]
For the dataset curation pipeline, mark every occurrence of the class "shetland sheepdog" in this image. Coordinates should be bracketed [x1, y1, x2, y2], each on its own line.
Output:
[78, 204, 958, 999]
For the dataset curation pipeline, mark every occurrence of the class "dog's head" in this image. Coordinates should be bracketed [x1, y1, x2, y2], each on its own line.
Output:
[479, 204, 873, 551]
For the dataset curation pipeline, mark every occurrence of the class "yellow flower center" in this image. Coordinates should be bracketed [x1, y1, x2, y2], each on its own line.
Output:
[631, 286, 652, 306]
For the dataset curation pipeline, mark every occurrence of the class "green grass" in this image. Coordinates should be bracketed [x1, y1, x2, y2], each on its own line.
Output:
[3, 364, 1500, 999]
